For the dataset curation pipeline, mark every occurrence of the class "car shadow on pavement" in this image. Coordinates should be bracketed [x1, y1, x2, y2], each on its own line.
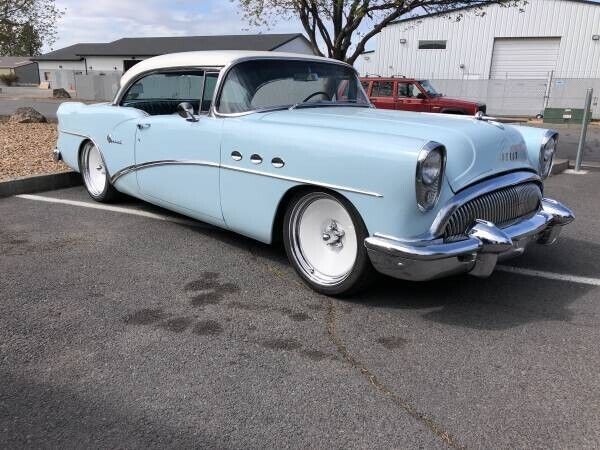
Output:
[352, 266, 594, 331]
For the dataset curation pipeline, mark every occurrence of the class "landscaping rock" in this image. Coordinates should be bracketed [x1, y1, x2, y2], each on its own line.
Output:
[9, 107, 47, 124]
[52, 88, 71, 99]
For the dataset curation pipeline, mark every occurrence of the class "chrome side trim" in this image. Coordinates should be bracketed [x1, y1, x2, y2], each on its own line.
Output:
[58, 129, 110, 176]
[110, 159, 382, 198]
[425, 171, 542, 239]
[110, 160, 220, 184]
[220, 164, 383, 198]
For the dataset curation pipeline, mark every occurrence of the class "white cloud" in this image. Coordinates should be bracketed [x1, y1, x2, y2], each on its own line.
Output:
[50, 0, 302, 50]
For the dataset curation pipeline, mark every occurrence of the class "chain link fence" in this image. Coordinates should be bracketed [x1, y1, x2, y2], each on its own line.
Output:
[430, 77, 600, 119]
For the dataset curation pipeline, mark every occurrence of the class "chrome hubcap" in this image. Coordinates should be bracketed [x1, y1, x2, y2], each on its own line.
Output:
[82, 142, 107, 197]
[289, 193, 358, 286]
[322, 220, 345, 248]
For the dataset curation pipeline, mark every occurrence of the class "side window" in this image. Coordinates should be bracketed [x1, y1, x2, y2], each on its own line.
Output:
[398, 83, 418, 98]
[201, 72, 219, 112]
[371, 81, 394, 97]
[121, 71, 204, 115]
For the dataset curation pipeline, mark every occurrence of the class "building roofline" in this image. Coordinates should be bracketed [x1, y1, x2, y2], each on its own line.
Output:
[391, 0, 600, 25]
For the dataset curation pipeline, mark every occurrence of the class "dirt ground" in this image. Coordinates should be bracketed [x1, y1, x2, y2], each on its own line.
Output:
[0, 118, 68, 181]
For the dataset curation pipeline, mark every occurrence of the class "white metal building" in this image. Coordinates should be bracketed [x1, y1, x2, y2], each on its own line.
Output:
[356, 0, 600, 79]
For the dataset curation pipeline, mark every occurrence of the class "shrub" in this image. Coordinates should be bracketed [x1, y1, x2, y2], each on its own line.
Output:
[0, 73, 19, 86]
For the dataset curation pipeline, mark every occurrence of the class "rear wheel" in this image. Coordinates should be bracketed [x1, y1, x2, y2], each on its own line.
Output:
[79, 141, 118, 202]
[283, 191, 373, 296]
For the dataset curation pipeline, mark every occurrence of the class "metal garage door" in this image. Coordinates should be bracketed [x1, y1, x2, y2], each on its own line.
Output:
[490, 38, 561, 79]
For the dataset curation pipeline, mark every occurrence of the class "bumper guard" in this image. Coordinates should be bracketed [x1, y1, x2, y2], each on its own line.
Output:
[364, 198, 574, 281]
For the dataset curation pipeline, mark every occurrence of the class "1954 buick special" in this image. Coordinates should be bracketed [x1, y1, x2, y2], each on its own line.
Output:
[55, 51, 574, 295]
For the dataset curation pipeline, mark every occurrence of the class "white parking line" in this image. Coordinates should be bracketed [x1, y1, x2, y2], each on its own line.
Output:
[16, 194, 206, 228]
[16, 194, 599, 287]
[497, 265, 600, 287]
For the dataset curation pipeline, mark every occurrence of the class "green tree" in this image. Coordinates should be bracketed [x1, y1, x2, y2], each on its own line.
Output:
[0, 0, 63, 56]
[236, 0, 526, 64]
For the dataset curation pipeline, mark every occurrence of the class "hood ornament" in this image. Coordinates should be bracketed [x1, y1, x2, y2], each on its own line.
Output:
[474, 111, 504, 129]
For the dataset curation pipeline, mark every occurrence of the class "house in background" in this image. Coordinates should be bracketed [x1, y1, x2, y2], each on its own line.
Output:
[0, 56, 39, 85]
[32, 34, 314, 91]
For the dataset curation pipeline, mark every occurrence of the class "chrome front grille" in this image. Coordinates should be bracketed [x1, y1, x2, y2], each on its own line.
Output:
[443, 182, 542, 240]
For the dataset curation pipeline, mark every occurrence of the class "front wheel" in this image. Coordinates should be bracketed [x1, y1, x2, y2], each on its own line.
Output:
[283, 191, 374, 296]
[79, 141, 118, 202]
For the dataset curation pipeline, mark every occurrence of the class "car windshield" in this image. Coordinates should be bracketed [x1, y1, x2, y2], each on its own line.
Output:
[418, 79, 441, 96]
[217, 59, 370, 114]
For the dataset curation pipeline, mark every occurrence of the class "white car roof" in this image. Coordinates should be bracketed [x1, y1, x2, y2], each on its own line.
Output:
[119, 50, 342, 88]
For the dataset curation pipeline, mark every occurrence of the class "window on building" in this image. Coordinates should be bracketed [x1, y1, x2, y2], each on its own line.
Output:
[418, 40, 447, 50]
[371, 81, 394, 97]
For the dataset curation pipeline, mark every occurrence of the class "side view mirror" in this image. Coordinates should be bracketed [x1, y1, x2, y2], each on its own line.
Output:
[416, 93, 427, 100]
[177, 102, 198, 122]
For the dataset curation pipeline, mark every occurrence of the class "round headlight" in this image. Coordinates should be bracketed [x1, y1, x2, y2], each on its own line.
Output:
[421, 150, 442, 185]
[540, 132, 557, 179]
[416, 142, 446, 212]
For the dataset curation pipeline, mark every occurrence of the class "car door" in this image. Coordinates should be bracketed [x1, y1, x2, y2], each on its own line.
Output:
[395, 82, 430, 112]
[369, 80, 395, 109]
[122, 70, 225, 224]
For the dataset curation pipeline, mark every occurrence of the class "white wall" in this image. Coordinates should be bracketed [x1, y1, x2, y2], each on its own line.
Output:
[354, 52, 380, 76]
[86, 56, 147, 72]
[373, 0, 600, 79]
[273, 36, 316, 54]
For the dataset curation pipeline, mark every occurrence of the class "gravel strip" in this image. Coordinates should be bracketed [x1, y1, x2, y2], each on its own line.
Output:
[0, 118, 68, 181]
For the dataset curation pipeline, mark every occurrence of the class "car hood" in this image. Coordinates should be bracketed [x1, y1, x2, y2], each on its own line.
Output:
[259, 107, 533, 192]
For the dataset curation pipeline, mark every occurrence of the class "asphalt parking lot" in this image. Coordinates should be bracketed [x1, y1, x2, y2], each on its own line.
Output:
[1, 171, 599, 449]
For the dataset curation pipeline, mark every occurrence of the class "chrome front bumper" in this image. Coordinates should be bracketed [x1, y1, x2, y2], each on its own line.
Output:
[365, 198, 574, 281]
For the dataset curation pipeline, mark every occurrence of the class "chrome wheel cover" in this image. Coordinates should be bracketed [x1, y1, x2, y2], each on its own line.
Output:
[289, 193, 358, 286]
[81, 142, 107, 197]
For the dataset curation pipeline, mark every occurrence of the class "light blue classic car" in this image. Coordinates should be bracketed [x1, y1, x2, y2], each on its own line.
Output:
[55, 50, 574, 295]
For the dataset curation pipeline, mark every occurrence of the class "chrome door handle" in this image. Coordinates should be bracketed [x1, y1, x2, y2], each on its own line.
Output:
[231, 150, 242, 161]
[250, 154, 263, 164]
[137, 123, 151, 130]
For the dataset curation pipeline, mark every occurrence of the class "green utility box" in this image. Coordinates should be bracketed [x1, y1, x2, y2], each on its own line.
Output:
[543, 107, 591, 124]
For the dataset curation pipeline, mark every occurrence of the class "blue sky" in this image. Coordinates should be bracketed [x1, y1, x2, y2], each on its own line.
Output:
[51, 0, 303, 50]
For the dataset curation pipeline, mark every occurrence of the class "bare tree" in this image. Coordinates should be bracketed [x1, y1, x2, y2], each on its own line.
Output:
[236, 1, 526, 64]
[0, 0, 63, 56]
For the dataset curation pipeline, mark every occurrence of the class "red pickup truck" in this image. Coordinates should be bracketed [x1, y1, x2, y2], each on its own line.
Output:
[360, 77, 485, 115]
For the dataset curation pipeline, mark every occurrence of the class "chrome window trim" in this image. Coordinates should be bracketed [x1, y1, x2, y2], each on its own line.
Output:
[423, 170, 542, 240]
[210, 55, 372, 118]
[108, 158, 383, 198]
[112, 65, 226, 106]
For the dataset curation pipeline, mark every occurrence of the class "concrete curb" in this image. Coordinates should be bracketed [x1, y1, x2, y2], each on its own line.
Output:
[551, 159, 569, 175]
[568, 160, 600, 171]
[0, 171, 82, 198]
